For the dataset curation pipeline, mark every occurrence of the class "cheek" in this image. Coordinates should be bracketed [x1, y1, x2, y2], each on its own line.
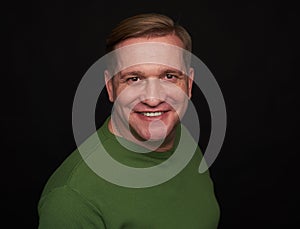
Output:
[165, 83, 189, 102]
[165, 89, 189, 116]
[113, 86, 142, 109]
[181, 80, 190, 93]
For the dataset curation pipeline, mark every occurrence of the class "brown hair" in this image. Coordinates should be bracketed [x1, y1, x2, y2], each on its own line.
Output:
[105, 13, 192, 53]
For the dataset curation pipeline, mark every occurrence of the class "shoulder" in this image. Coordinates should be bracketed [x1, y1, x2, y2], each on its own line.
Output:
[39, 149, 85, 197]
[40, 127, 112, 197]
[38, 185, 106, 228]
[39, 119, 116, 203]
[38, 143, 108, 228]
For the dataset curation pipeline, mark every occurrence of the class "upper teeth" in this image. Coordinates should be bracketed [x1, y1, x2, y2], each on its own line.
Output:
[142, 112, 163, 117]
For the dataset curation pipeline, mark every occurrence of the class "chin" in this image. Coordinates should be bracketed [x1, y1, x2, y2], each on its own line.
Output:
[139, 125, 172, 141]
[147, 135, 166, 142]
[151, 125, 167, 138]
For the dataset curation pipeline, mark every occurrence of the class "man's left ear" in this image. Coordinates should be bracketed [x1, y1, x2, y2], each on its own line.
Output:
[188, 67, 194, 99]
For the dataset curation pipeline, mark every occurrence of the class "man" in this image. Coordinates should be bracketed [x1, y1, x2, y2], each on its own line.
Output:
[38, 13, 220, 228]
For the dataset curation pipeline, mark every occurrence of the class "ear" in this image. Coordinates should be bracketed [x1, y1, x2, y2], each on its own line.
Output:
[187, 67, 194, 99]
[104, 70, 115, 102]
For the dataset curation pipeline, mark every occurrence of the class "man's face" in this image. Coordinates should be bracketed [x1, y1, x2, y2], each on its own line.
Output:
[105, 35, 193, 150]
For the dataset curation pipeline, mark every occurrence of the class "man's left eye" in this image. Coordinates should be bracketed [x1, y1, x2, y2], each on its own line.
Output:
[165, 74, 177, 80]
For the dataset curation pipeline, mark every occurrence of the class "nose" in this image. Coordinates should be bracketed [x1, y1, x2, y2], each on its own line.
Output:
[141, 78, 165, 107]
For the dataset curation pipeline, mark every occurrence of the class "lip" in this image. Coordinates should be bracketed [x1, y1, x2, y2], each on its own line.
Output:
[133, 110, 170, 121]
[135, 110, 169, 113]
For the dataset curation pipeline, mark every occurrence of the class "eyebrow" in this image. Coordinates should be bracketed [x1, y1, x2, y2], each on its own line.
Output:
[119, 71, 145, 79]
[119, 69, 184, 79]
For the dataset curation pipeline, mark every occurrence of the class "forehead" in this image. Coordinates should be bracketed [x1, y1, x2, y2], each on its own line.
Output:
[115, 34, 184, 49]
[109, 40, 189, 76]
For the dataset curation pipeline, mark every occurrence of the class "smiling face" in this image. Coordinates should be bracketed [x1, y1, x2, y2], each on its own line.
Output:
[105, 35, 194, 152]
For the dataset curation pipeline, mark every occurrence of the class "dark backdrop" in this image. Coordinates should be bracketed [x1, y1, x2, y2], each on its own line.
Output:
[3, 0, 298, 228]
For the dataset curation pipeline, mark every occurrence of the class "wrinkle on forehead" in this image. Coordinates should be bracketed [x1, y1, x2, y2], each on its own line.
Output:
[106, 42, 191, 78]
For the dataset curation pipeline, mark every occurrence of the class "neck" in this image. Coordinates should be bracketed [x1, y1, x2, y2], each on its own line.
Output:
[108, 119, 176, 152]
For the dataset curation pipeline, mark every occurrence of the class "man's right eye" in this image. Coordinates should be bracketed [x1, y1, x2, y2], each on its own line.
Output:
[126, 76, 140, 83]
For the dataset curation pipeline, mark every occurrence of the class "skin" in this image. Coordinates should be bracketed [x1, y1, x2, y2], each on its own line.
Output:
[105, 34, 194, 152]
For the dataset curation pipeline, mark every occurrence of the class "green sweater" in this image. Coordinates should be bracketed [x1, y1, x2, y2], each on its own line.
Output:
[38, 118, 220, 228]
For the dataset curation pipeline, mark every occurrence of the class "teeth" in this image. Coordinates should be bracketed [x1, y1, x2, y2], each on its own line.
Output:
[142, 112, 163, 117]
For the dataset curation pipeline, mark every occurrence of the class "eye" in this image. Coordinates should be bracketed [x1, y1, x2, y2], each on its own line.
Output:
[130, 77, 139, 81]
[165, 73, 177, 80]
[127, 76, 140, 83]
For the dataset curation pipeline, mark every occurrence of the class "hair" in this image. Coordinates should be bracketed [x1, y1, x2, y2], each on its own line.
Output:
[105, 13, 192, 53]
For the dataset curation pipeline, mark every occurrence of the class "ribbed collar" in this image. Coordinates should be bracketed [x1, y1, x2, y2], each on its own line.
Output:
[98, 116, 181, 160]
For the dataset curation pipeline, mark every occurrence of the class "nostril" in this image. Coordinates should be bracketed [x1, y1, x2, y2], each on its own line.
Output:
[142, 98, 162, 106]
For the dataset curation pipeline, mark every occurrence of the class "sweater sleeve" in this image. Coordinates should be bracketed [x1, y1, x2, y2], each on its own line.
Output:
[38, 185, 106, 229]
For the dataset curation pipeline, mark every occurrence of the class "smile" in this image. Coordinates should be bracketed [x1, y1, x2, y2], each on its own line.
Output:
[141, 112, 164, 117]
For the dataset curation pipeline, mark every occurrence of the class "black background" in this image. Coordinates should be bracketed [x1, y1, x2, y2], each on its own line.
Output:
[3, 0, 299, 228]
